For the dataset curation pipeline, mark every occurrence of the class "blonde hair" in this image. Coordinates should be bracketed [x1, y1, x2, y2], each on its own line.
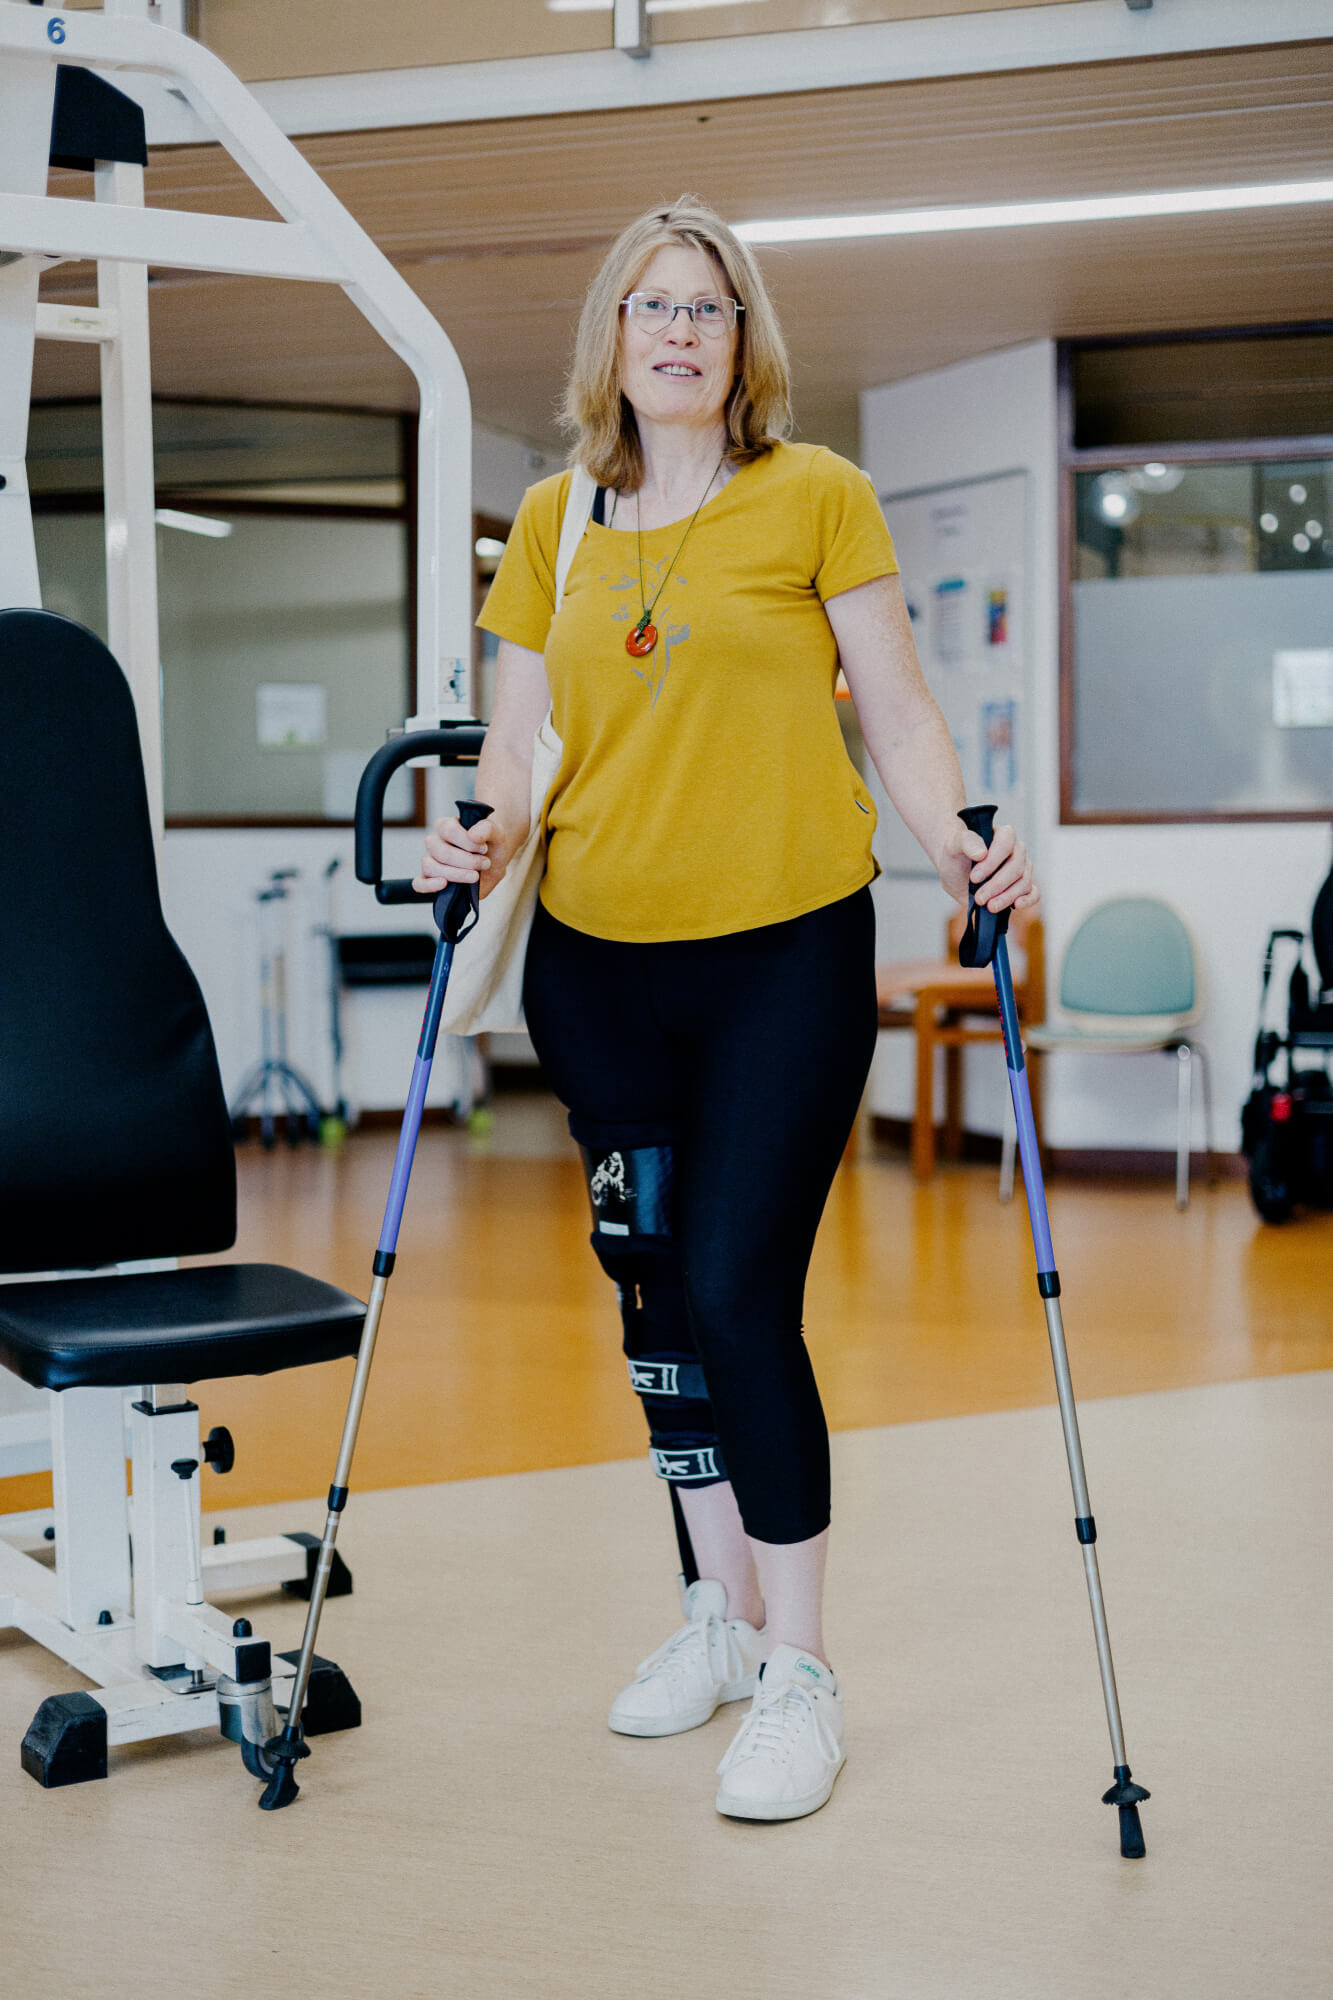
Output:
[560, 193, 792, 491]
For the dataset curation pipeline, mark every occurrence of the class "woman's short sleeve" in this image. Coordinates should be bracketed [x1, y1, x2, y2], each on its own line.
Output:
[808, 449, 899, 603]
[476, 472, 569, 654]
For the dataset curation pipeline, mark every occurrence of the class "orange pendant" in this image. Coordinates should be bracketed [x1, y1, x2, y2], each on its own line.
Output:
[626, 622, 658, 657]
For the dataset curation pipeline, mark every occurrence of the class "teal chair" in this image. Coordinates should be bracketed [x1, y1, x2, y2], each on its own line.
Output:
[1023, 897, 1213, 1208]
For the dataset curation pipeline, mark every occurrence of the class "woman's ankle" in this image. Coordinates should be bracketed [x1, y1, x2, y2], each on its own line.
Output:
[706, 1578, 763, 1629]
[763, 1634, 831, 1670]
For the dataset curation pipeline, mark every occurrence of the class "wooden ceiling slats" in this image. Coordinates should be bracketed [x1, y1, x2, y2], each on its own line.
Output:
[34, 43, 1333, 453]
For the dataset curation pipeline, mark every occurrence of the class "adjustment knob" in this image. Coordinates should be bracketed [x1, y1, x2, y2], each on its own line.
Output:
[203, 1426, 235, 1476]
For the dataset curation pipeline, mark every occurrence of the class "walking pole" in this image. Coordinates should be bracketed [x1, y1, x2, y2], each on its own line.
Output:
[258, 731, 486, 1809]
[957, 804, 1150, 1859]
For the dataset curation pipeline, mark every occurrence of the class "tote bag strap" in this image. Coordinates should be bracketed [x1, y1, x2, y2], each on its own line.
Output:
[554, 465, 599, 613]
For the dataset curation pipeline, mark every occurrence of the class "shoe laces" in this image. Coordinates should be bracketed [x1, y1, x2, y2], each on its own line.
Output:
[716, 1678, 840, 1775]
[636, 1610, 748, 1689]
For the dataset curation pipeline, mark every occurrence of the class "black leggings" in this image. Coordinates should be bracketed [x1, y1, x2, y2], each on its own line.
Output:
[522, 888, 878, 1545]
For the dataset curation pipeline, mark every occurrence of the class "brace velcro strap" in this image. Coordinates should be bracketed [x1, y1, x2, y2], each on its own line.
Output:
[627, 1357, 708, 1401]
[650, 1445, 722, 1483]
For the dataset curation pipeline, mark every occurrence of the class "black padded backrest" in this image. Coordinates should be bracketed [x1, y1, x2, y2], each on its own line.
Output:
[0, 610, 236, 1271]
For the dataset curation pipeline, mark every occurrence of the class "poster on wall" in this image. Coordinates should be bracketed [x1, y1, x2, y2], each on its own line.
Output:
[932, 577, 968, 666]
[980, 697, 1019, 794]
[875, 469, 1028, 875]
[983, 576, 1016, 663]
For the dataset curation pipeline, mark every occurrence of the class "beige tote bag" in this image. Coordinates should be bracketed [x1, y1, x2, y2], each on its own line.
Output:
[439, 466, 597, 1036]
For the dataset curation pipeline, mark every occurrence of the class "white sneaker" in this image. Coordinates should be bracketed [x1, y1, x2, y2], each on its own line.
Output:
[608, 1580, 765, 1738]
[714, 1644, 846, 1821]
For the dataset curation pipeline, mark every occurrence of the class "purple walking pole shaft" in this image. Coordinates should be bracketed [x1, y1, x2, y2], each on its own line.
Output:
[374, 795, 492, 1263]
[955, 804, 1147, 1858]
[258, 796, 492, 1809]
[991, 935, 1056, 1281]
[376, 937, 455, 1259]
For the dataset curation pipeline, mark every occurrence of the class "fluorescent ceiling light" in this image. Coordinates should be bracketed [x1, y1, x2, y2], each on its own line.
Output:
[733, 179, 1333, 244]
[549, 0, 766, 12]
[154, 507, 233, 537]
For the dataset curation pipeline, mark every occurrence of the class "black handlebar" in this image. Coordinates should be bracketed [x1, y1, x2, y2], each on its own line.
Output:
[353, 726, 487, 906]
[956, 803, 1011, 969]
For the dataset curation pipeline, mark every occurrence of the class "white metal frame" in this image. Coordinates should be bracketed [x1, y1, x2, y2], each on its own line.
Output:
[1, 0, 471, 1768]
[0, 0, 474, 741]
[0, 1381, 319, 1757]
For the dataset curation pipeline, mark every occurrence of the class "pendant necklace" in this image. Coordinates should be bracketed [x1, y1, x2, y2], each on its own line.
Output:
[626, 455, 724, 658]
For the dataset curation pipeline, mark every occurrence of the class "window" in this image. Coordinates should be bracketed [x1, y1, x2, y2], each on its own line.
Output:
[29, 401, 418, 826]
[1060, 333, 1333, 823]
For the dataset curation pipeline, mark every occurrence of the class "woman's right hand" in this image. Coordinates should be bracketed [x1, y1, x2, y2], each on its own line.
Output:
[413, 812, 517, 901]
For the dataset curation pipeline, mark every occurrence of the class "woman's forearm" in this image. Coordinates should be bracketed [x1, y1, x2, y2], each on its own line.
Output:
[474, 733, 534, 847]
[827, 576, 967, 873]
[831, 577, 1036, 912]
[863, 704, 966, 875]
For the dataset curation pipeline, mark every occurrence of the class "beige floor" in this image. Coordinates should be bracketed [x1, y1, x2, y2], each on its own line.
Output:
[3, 1371, 1329, 2000]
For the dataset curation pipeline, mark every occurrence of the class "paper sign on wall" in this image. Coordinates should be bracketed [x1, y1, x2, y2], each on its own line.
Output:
[1273, 650, 1333, 728]
[932, 577, 967, 666]
[258, 682, 327, 749]
[928, 495, 975, 567]
[981, 698, 1018, 793]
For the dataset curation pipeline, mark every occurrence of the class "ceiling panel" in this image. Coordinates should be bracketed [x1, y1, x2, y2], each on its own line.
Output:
[33, 41, 1333, 456]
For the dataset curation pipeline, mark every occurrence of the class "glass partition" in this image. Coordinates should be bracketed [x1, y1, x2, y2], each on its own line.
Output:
[1069, 456, 1333, 818]
[29, 402, 416, 825]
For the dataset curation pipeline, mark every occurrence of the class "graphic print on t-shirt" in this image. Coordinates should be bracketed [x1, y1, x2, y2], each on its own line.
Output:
[607, 558, 690, 709]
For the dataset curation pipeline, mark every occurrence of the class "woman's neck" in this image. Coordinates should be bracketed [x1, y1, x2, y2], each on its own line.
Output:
[631, 418, 729, 512]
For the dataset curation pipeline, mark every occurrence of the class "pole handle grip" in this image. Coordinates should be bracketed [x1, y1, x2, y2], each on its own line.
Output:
[433, 799, 493, 943]
[956, 803, 1011, 969]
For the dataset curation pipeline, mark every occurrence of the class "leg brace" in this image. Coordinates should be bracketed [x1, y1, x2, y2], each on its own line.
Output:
[577, 1129, 726, 1494]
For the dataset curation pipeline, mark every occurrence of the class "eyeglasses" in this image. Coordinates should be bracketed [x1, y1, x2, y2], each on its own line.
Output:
[621, 292, 744, 337]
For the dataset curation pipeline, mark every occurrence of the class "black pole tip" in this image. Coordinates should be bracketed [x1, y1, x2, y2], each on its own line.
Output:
[257, 1759, 301, 1811]
[1118, 1803, 1147, 1859]
[1102, 1766, 1150, 1858]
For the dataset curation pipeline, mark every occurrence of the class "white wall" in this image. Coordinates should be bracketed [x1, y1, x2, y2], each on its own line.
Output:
[860, 340, 1330, 1155]
[473, 422, 561, 523]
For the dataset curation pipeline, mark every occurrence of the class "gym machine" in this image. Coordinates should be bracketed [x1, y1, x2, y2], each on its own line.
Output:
[0, 0, 478, 1784]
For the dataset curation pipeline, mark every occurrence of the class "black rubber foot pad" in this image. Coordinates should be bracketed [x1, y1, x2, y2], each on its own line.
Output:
[281, 1531, 354, 1600]
[21, 1692, 108, 1787]
[277, 1651, 361, 1735]
[1119, 1804, 1147, 1858]
[258, 1759, 301, 1811]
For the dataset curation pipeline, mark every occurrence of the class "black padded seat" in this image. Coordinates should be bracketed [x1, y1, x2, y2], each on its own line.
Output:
[0, 1265, 365, 1392]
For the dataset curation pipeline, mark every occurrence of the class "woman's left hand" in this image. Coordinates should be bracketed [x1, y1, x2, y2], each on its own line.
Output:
[938, 819, 1039, 915]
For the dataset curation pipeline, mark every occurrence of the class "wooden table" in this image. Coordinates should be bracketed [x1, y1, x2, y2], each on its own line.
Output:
[875, 914, 1044, 1180]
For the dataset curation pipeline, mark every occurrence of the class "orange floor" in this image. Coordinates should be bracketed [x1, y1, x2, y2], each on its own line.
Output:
[4, 1095, 1331, 1513]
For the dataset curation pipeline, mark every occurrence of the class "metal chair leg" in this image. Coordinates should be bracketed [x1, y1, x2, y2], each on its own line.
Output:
[1193, 1041, 1216, 1188]
[1174, 1043, 1192, 1210]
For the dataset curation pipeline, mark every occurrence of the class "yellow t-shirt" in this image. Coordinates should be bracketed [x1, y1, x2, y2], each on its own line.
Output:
[477, 440, 898, 943]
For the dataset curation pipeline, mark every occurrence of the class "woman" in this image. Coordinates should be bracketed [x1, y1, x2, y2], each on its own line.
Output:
[417, 195, 1037, 1823]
